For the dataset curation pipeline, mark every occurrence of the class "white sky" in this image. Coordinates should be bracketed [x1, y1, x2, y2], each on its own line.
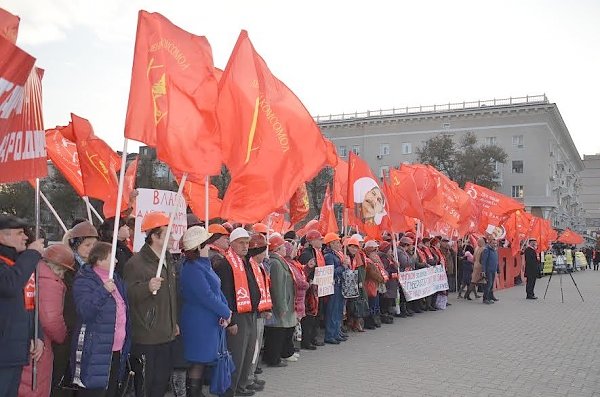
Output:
[5, 0, 600, 156]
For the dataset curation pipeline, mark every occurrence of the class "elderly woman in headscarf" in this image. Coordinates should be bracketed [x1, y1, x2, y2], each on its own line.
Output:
[18, 245, 75, 397]
[353, 177, 387, 225]
[363, 240, 387, 329]
[282, 240, 308, 361]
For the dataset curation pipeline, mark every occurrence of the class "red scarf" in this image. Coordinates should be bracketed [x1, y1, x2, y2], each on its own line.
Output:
[433, 247, 446, 268]
[224, 248, 253, 313]
[0, 255, 35, 310]
[315, 249, 326, 267]
[250, 257, 273, 312]
[370, 255, 389, 282]
[209, 244, 226, 257]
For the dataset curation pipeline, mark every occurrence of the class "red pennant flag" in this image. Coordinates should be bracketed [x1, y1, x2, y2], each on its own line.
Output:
[263, 211, 291, 234]
[217, 30, 336, 222]
[502, 209, 534, 255]
[0, 8, 19, 44]
[464, 182, 524, 236]
[70, 114, 120, 202]
[382, 180, 416, 232]
[0, 38, 47, 183]
[44, 128, 84, 196]
[528, 216, 555, 252]
[125, 10, 221, 177]
[180, 177, 223, 221]
[333, 158, 348, 204]
[386, 167, 426, 221]
[558, 228, 584, 245]
[318, 185, 338, 235]
[346, 152, 389, 237]
[103, 157, 139, 218]
[289, 183, 310, 226]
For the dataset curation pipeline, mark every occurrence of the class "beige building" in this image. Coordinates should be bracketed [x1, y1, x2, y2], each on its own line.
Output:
[317, 94, 584, 232]
[580, 154, 600, 238]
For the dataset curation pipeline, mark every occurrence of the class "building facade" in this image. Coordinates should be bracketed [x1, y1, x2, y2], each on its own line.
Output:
[580, 154, 600, 238]
[317, 94, 584, 232]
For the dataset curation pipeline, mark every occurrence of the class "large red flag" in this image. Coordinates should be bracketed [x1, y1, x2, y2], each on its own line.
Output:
[289, 183, 310, 226]
[0, 38, 47, 183]
[0, 7, 19, 44]
[558, 228, 584, 245]
[528, 216, 555, 252]
[180, 178, 222, 221]
[333, 158, 348, 204]
[386, 167, 425, 221]
[70, 114, 120, 202]
[103, 157, 139, 218]
[44, 128, 84, 196]
[124, 10, 221, 177]
[218, 30, 336, 222]
[464, 182, 524, 236]
[346, 152, 389, 237]
[318, 185, 338, 235]
[382, 180, 416, 232]
[502, 209, 533, 255]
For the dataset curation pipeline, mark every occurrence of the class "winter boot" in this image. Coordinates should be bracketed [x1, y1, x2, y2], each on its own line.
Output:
[186, 377, 206, 397]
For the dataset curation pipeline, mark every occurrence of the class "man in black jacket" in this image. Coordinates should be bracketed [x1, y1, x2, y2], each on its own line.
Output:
[0, 215, 45, 397]
[524, 239, 540, 300]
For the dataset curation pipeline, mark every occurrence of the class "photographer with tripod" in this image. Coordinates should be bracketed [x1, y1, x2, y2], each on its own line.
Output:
[524, 239, 540, 300]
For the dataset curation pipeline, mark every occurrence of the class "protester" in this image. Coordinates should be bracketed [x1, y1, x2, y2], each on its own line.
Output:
[397, 236, 416, 315]
[213, 227, 262, 397]
[66, 221, 99, 267]
[467, 238, 486, 300]
[459, 247, 475, 300]
[264, 235, 297, 365]
[98, 216, 133, 278]
[71, 242, 130, 396]
[322, 232, 348, 344]
[282, 241, 308, 360]
[364, 240, 386, 329]
[208, 223, 230, 265]
[297, 230, 325, 348]
[378, 240, 399, 319]
[179, 226, 232, 397]
[524, 239, 540, 300]
[440, 238, 456, 293]
[345, 238, 368, 332]
[17, 244, 74, 397]
[0, 215, 45, 397]
[124, 212, 179, 397]
[481, 238, 500, 304]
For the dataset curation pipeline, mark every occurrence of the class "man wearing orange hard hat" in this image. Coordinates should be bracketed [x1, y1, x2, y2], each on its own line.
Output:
[207, 223, 230, 266]
[322, 232, 349, 344]
[123, 211, 179, 397]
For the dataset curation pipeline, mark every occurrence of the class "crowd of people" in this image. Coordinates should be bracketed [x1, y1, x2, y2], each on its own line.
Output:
[1, 211, 543, 397]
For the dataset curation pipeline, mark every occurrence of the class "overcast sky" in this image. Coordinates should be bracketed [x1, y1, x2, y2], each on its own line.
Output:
[5, 0, 600, 157]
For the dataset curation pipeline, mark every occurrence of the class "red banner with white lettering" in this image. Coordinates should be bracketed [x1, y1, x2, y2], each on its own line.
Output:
[0, 37, 47, 183]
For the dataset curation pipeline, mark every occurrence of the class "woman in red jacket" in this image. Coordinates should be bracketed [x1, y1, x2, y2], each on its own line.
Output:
[18, 244, 75, 397]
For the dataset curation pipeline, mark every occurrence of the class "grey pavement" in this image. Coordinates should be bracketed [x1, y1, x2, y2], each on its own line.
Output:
[251, 270, 600, 397]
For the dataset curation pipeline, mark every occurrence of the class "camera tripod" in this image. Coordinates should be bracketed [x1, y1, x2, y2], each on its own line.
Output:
[543, 268, 584, 303]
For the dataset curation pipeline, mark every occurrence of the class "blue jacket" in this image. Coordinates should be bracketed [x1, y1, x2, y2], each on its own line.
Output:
[180, 257, 230, 364]
[0, 244, 42, 367]
[70, 265, 131, 389]
[481, 245, 499, 274]
[324, 248, 344, 288]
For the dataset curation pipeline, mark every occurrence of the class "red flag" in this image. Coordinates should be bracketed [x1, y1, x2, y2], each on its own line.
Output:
[0, 39, 47, 183]
[70, 114, 120, 202]
[346, 152, 389, 237]
[289, 183, 310, 226]
[318, 185, 338, 235]
[387, 167, 425, 221]
[502, 209, 533, 255]
[0, 8, 19, 44]
[263, 211, 291, 234]
[217, 30, 336, 222]
[528, 216, 555, 252]
[333, 158, 348, 204]
[44, 128, 84, 196]
[464, 182, 524, 236]
[558, 228, 584, 245]
[124, 10, 221, 176]
[103, 157, 139, 218]
[382, 180, 416, 232]
[180, 178, 222, 221]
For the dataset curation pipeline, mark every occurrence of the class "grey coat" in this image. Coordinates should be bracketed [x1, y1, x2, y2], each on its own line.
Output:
[267, 254, 296, 328]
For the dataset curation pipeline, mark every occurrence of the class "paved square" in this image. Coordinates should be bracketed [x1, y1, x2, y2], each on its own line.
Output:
[256, 270, 600, 397]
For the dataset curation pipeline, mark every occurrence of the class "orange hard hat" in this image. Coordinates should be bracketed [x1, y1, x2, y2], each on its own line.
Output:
[253, 223, 268, 234]
[268, 235, 286, 251]
[208, 224, 230, 236]
[323, 232, 341, 244]
[345, 238, 361, 247]
[305, 230, 323, 241]
[141, 212, 170, 232]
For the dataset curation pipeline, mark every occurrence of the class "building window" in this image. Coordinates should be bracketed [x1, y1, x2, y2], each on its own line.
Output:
[401, 142, 412, 155]
[511, 185, 524, 198]
[379, 166, 390, 180]
[512, 135, 524, 148]
[512, 160, 523, 174]
[379, 143, 390, 156]
[485, 137, 497, 146]
[338, 145, 347, 157]
[352, 145, 360, 155]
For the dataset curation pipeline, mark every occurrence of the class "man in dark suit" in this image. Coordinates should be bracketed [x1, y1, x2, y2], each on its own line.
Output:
[524, 239, 540, 300]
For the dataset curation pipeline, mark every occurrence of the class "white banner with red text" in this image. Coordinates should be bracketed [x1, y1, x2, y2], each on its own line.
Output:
[398, 265, 449, 301]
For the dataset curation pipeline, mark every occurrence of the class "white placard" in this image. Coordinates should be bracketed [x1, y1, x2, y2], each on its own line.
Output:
[133, 188, 187, 253]
[398, 265, 449, 301]
[313, 265, 334, 297]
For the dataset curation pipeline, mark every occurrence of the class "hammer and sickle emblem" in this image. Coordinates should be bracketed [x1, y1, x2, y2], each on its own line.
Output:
[237, 287, 249, 300]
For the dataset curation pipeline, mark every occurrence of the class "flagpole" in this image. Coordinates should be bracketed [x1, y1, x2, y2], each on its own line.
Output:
[32, 178, 40, 390]
[265, 216, 273, 258]
[153, 173, 187, 295]
[108, 139, 128, 280]
[40, 191, 68, 233]
[204, 175, 209, 227]
[83, 196, 93, 223]
[89, 202, 104, 223]
[414, 220, 420, 254]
